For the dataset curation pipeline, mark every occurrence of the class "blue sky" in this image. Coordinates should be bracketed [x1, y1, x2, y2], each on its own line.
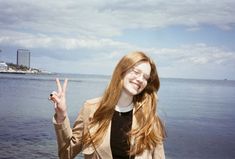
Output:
[0, 0, 235, 80]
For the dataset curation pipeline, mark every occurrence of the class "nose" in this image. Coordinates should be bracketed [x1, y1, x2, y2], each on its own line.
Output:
[136, 74, 145, 83]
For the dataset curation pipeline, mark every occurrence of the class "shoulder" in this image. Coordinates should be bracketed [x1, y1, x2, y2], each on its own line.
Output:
[85, 97, 102, 105]
[82, 97, 102, 115]
[75, 97, 102, 122]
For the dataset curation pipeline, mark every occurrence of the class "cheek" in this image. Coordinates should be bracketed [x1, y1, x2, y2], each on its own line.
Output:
[123, 76, 130, 87]
[123, 74, 134, 83]
[140, 82, 148, 90]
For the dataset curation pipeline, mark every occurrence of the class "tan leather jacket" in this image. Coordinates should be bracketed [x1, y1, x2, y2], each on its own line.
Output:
[53, 98, 165, 159]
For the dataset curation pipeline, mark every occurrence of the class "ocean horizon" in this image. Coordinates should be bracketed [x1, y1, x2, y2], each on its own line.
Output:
[0, 73, 235, 159]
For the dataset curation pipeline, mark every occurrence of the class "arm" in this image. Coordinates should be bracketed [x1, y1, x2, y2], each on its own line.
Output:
[53, 106, 85, 159]
[49, 78, 84, 158]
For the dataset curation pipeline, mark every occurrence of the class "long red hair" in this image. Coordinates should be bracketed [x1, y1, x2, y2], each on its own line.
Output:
[83, 51, 166, 155]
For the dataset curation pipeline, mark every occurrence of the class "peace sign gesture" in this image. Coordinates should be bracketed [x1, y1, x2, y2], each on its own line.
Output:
[49, 78, 68, 123]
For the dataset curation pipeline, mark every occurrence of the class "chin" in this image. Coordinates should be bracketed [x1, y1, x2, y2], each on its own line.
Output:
[129, 88, 142, 96]
[123, 88, 136, 96]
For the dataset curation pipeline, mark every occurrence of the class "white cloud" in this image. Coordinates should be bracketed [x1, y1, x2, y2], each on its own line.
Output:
[0, 30, 134, 51]
[149, 43, 235, 66]
[146, 43, 235, 78]
[0, 0, 235, 37]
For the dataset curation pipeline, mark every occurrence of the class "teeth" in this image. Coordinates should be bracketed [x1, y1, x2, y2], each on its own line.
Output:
[132, 83, 139, 89]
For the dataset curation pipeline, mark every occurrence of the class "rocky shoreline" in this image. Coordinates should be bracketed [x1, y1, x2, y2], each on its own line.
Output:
[0, 62, 51, 74]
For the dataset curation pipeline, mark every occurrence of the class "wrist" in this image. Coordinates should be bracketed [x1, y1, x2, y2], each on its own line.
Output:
[56, 112, 67, 123]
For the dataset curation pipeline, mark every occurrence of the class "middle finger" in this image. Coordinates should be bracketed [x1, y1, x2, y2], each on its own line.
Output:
[63, 78, 68, 93]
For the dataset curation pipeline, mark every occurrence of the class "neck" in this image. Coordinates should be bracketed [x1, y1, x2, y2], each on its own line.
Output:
[117, 89, 133, 107]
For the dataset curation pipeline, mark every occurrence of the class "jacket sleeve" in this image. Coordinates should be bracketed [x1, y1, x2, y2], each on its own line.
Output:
[53, 105, 86, 159]
[153, 143, 165, 159]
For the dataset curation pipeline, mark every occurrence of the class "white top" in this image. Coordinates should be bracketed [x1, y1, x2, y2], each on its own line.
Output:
[115, 103, 133, 113]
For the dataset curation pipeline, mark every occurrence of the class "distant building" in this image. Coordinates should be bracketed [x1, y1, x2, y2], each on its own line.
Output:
[0, 62, 8, 71]
[17, 49, 30, 68]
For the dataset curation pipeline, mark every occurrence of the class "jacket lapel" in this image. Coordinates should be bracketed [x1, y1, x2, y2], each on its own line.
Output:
[95, 121, 113, 158]
[84, 119, 113, 158]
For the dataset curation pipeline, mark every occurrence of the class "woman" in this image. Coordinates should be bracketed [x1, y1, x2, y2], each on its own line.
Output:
[49, 51, 166, 159]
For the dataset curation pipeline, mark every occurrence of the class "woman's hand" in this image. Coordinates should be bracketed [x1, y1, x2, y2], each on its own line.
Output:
[49, 78, 68, 123]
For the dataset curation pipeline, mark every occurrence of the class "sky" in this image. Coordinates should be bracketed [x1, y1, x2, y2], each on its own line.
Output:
[0, 0, 235, 80]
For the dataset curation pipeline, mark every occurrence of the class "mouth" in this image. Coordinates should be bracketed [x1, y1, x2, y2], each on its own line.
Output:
[131, 81, 140, 90]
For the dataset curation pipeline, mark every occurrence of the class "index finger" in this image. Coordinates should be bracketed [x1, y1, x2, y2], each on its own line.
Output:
[56, 78, 62, 93]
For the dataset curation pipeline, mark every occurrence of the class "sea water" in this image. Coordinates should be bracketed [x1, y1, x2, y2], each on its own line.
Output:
[0, 73, 235, 159]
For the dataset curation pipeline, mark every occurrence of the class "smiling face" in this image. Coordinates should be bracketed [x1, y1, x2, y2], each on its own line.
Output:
[123, 61, 151, 96]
